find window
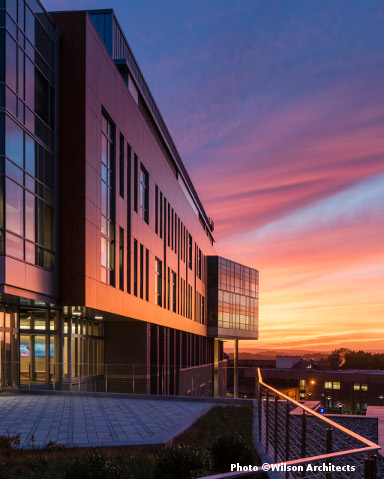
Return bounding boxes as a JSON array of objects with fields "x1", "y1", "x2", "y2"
[
  {"x1": 119, "y1": 227, "x2": 124, "y2": 291},
  {"x1": 170, "y1": 271, "x2": 176, "y2": 312},
  {"x1": 325, "y1": 381, "x2": 340, "y2": 390},
  {"x1": 155, "y1": 259, "x2": 162, "y2": 306},
  {"x1": 139, "y1": 166, "x2": 149, "y2": 223},
  {"x1": 167, "y1": 203, "x2": 170, "y2": 247},
  {"x1": 119, "y1": 134, "x2": 124, "y2": 198},
  {"x1": 126, "y1": 143, "x2": 131, "y2": 293},
  {"x1": 155, "y1": 185, "x2": 158, "y2": 234},
  {"x1": 133, "y1": 154, "x2": 138, "y2": 212},
  {"x1": 355, "y1": 383, "x2": 368, "y2": 391},
  {"x1": 133, "y1": 239, "x2": 138, "y2": 296},
  {"x1": 188, "y1": 234, "x2": 192, "y2": 269},
  {"x1": 198, "y1": 249, "x2": 202, "y2": 279},
  {"x1": 145, "y1": 249, "x2": 149, "y2": 301},
  {"x1": 159, "y1": 192, "x2": 163, "y2": 239},
  {"x1": 100, "y1": 113, "x2": 115, "y2": 286},
  {"x1": 140, "y1": 243, "x2": 144, "y2": 299},
  {"x1": 299, "y1": 380, "x2": 306, "y2": 389}
]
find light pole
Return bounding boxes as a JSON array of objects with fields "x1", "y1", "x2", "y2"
[
  {"x1": 337, "y1": 402, "x2": 344, "y2": 414},
  {"x1": 379, "y1": 395, "x2": 384, "y2": 407},
  {"x1": 326, "y1": 396, "x2": 332, "y2": 413}
]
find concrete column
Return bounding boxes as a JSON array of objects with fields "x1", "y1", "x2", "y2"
[
  {"x1": 234, "y1": 339, "x2": 238, "y2": 399},
  {"x1": 213, "y1": 338, "x2": 219, "y2": 397}
]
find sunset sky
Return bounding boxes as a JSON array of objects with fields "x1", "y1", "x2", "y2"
[{"x1": 45, "y1": 0, "x2": 384, "y2": 352}]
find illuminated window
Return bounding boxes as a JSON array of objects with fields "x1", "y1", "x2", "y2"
[
  {"x1": 361, "y1": 384, "x2": 368, "y2": 391},
  {"x1": 333, "y1": 382, "x2": 340, "y2": 390},
  {"x1": 354, "y1": 383, "x2": 360, "y2": 390},
  {"x1": 325, "y1": 381, "x2": 332, "y2": 389}
]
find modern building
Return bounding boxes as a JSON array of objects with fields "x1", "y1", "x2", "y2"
[{"x1": 0, "y1": 0, "x2": 259, "y2": 395}]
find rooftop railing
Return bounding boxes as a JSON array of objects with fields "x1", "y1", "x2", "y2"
[{"x1": 197, "y1": 368, "x2": 381, "y2": 479}]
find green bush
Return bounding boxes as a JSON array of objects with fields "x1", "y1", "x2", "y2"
[
  {"x1": 152, "y1": 443, "x2": 213, "y2": 479},
  {"x1": 211, "y1": 433, "x2": 257, "y2": 473}
]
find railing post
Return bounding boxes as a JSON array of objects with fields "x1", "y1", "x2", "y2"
[
  {"x1": 53, "y1": 365, "x2": 56, "y2": 391},
  {"x1": 301, "y1": 411, "x2": 307, "y2": 478},
  {"x1": 285, "y1": 399, "x2": 290, "y2": 463},
  {"x1": 192, "y1": 367, "x2": 194, "y2": 397},
  {"x1": 370, "y1": 455, "x2": 377, "y2": 479},
  {"x1": 274, "y1": 394, "x2": 278, "y2": 463},
  {"x1": 105, "y1": 364, "x2": 108, "y2": 393},
  {"x1": 28, "y1": 363, "x2": 31, "y2": 389},
  {"x1": 265, "y1": 388, "x2": 269, "y2": 453},
  {"x1": 79, "y1": 363, "x2": 82, "y2": 392},
  {"x1": 365, "y1": 455, "x2": 377, "y2": 479},
  {"x1": 326, "y1": 428, "x2": 332, "y2": 479},
  {"x1": 365, "y1": 456, "x2": 372, "y2": 479},
  {"x1": 132, "y1": 364, "x2": 135, "y2": 394}
]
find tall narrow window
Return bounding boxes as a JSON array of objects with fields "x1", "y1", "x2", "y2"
[
  {"x1": 155, "y1": 259, "x2": 162, "y2": 306},
  {"x1": 101, "y1": 112, "x2": 115, "y2": 286},
  {"x1": 127, "y1": 144, "x2": 132, "y2": 293},
  {"x1": 133, "y1": 239, "x2": 138, "y2": 296},
  {"x1": 155, "y1": 185, "x2": 158, "y2": 234},
  {"x1": 170, "y1": 271, "x2": 176, "y2": 313},
  {"x1": 119, "y1": 134, "x2": 124, "y2": 198},
  {"x1": 140, "y1": 243, "x2": 144, "y2": 299},
  {"x1": 167, "y1": 203, "x2": 170, "y2": 247},
  {"x1": 133, "y1": 154, "x2": 138, "y2": 212},
  {"x1": 188, "y1": 234, "x2": 192, "y2": 270},
  {"x1": 139, "y1": 166, "x2": 149, "y2": 223},
  {"x1": 171, "y1": 209, "x2": 174, "y2": 250},
  {"x1": 198, "y1": 249, "x2": 202, "y2": 279},
  {"x1": 159, "y1": 192, "x2": 163, "y2": 239},
  {"x1": 145, "y1": 248, "x2": 149, "y2": 301},
  {"x1": 119, "y1": 227, "x2": 124, "y2": 290}
]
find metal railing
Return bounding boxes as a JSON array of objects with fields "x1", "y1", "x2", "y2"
[
  {"x1": 198, "y1": 369, "x2": 381, "y2": 479},
  {"x1": 3, "y1": 361, "x2": 228, "y2": 397}
]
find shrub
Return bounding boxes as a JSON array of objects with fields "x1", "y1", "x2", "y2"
[
  {"x1": 152, "y1": 443, "x2": 213, "y2": 479},
  {"x1": 0, "y1": 433, "x2": 21, "y2": 451},
  {"x1": 62, "y1": 451, "x2": 126, "y2": 479},
  {"x1": 210, "y1": 433, "x2": 257, "y2": 473}
]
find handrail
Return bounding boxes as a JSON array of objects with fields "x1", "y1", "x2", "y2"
[{"x1": 258, "y1": 368, "x2": 379, "y2": 450}]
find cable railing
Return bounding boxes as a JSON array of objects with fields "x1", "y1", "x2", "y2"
[{"x1": 197, "y1": 369, "x2": 381, "y2": 479}]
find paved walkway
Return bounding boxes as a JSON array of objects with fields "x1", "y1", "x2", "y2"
[{"x1": 0, "y1": 393, "x2": 215, "y2": 448}]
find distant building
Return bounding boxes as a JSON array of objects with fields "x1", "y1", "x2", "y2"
[
  {"x1": 232, "y1": 356, "x2": 384, "y2": 411},
  {"x1": 0, "y1": 0, "x2": 259, "y2": 394}
]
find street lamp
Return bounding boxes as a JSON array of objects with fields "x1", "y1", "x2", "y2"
[
  {"x1": 326, "y1": 396, "x2": 332, "y2": 413},
  {"x1": 337, "y1": 402, "x2": 344, "y2": 414},
  {"x1": 308, "y1": 392, "x2": 312, "y2": 400},
  {"x1": 379, "y1": 395, "x2": 384, "y2": 406}
]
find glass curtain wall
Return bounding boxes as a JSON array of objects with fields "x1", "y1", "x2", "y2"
[{"x1": 1, "y1": 0, "x2": 57, "y2": 270}]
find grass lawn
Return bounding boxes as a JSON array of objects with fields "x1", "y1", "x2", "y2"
[{"x1": 0, "y1": 405, "x2": 264, "y2": 478}]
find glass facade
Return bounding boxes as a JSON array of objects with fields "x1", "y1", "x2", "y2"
[
  {"x1": 207, "y1": 256, "x2": 259, "y2": 339},
  {"x1": 1, "y1": 0, "x2": 57, "y2": 270}
]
